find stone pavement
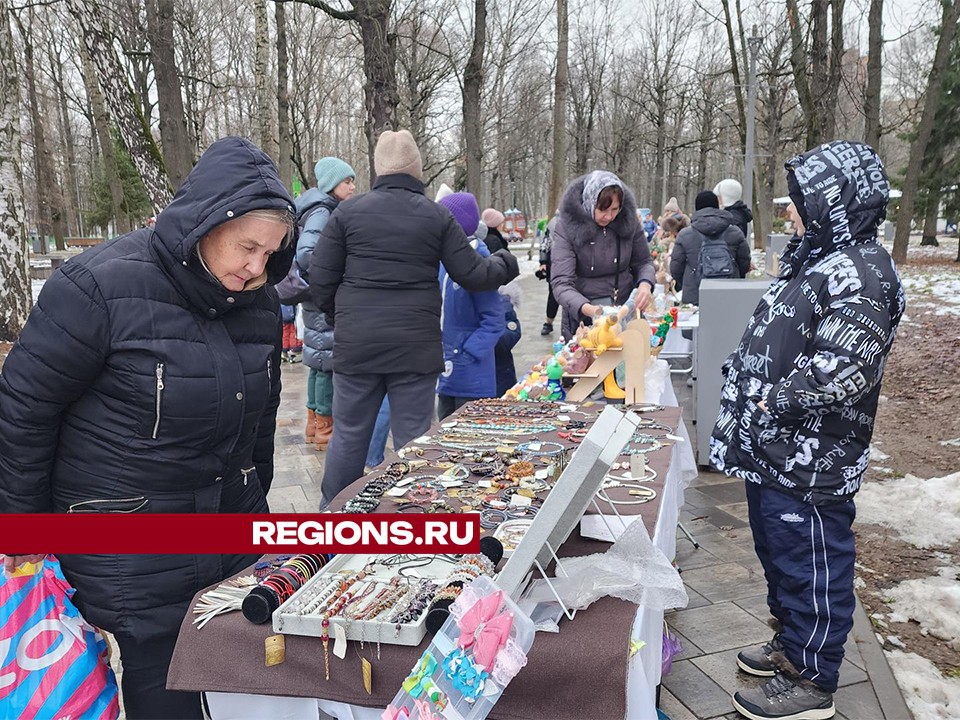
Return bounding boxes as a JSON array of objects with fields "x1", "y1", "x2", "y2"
[{"x1": 269, "y1": 258, "x2": 910, "y2": 719}]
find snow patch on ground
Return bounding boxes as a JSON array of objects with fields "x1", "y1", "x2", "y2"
[
  {"x1": 886, "y1": 650, "x2": 960, "y2": 720},
  {"x1": 901, "y1": 271, "x2": 960, "y2": 317},
  {"x1": 857, "y1": 472, "x2": 960, "y2": 548},
  {"x1": 31, "y1": 279, "x2": 45, "y2": 304},
  {"x1": 886, "y1": 567, "x2": 960, "y2": 650}
]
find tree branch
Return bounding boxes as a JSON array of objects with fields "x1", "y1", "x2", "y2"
[{"x1": 276, "y1": 0, "x2": 356, "y2": 22}]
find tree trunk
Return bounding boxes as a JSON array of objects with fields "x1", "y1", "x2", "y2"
[
  {"x1": 0, "y1": 0, "x2": 30, "y2": 340},
  {"x1": 80, "y1": 44, "x2": 129, "y2": 235},
  {"x1": 720, "y1": 0, "x2": 746, "y2": 146},
  {"x1": 462, "y1": 0, "x2": 485, "y2": 197},
  {"x1": 254, "y1": 0, "x2": 274, "y2": 159},
  {"x1": 547, "y1": 0, "x2": 569, "y2": 218},
  {"x1": 145, "y1": 0, "x2": 193, "y2": 190},
  {"x1": 18, "y1": 13, "x2": 67, "y2": 251},
  {"x1": 356, "y1": 0, "x2": 398, "y2": 184},
  {"x1": 67, "y1": 0, "x2": 172, "y2": 213},
  {"x1": 893, "y1": 0, "x2": 960, "y2": 265},
  {"x1": 51, "y1": 56, "x2": 80, "y2": 237},
  {"x1": 276, "y1": 1, "x2": 292, "y2": 190},
  {"x1": 920, "y1": 186, "x2": 940, "y2": 246},
  {"x1": 864, "y1": 0, "x2": 882, "y2": 148},
  {"x1": 785, "y1": 0, "x2": 816, "y2": 143}
]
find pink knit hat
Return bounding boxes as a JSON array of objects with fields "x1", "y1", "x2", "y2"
[{"x1": 481, "y1": 208, "x2": 505, "y2": 229}]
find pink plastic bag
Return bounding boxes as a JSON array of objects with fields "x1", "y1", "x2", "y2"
[{"x1": 0, "y1": 555, "x2": 120, "y2": 719}]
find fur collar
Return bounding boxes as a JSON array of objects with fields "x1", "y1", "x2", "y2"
[{"x1": 559, "y1": 174, "x2": 640, "y2": 246}]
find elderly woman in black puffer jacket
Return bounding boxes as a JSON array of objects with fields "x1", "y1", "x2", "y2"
[{"x1": 0, "y1": 137, "x2": 295, "y2": 719}]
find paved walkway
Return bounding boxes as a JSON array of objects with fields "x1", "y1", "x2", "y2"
[{"x1": 269, "y1": 263, "x2": 910, "y2": 719}]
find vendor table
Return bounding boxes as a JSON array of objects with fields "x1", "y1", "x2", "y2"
[{"x1": 168, "y1": 366, "x2": 696, "y2": 720}]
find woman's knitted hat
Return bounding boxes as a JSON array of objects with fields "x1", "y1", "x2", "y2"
[{"x1": 314, "y1": 157, "x2": 355, "y2": 194}]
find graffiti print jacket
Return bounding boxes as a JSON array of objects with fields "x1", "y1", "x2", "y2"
[{"x1": 709, "y1": 141, "x2": 905, "y2": 504}]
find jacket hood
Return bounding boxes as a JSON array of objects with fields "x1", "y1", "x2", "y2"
[
  {"x1": 559, "y1": 173, "x2": 640, "y2": 246},
  {"x1": 690, "y1": 207, "x2": 734, "y2": 237},
  {"x1": 295, "y1": 186, "x2": 337, "y2": 214},
  {"x1": 784, "y1": 140, "x2": 889, "y2": 264},
  {"x1": 154, "y1": 136, "x2": 297, "y2": 286},
  {"x1": 727, "y1": 200, "x2": 752, "y2": 222}
]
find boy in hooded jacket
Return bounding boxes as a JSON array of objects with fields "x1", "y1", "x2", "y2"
[{"x1": 711, "y1": 141, "x2": 904, "y2": 720}]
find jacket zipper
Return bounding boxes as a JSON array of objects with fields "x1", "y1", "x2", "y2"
[
  {"x1": 241, "y1": 466, "x2": 256, "y2": 486},
  {"x1": 152, "y1": 363, "x2": 165, "y2": 439}
]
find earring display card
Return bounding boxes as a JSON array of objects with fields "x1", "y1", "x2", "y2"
[
  {"x1": 386, "y1": 576, "x2": 534, "y2": 720},
  {"x1": 273, "y1": 553, "x2": 464, "y2": 647}
]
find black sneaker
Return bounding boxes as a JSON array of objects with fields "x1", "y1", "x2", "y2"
[
  {"x1": 733, "y1": 674, "x2": 835, "y2": 720},
  {"x1": 540, "y1": 322, "x2": 553, "y2": 336},
  {"x1": 737, "y1": 634, "x2": 784, "y2": 677}
]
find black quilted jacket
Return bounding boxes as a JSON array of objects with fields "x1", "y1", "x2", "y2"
[
  {"x1": 709, "y1": 141, "x2": 905, "y2": 505},
  {"x1": 0, "y1": 136, "x2": 296, "y2": 641}
]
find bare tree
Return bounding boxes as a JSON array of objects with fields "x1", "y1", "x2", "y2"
[
  {"x1": 79, "y1": 42, "x2": 130, "y2": 234},
  {"x1": 864, "y1": 0, "x2": 882, "y2": 148},
  {"x1": 67, "y1": 0, "x2": 172, "y2": 211},
  {"x1": 785, "y1": 0, "x2": 846, "y2": 145},
  {"x1": 0, "y1": 0, "x2": 29, "y2": 340},
  {"x1": 146, "y1": 0, "x2": 194, "y2": 189},
  {"x1": 548, "y1": 0, "x2": 568, "y2": 215},
  {"x1": 15, "y1": 11, "x2": 67, "y2": 250},
  {"x1": 462, "y1": 0, "x2": 485, "y2": 195},
  {"x1": 893, "y1": 0, "x2": 960, "y2": 264},
  {"x1": 276, "y1": 0, "x2": 292, "y2": 188},
  {"x1": 255, "y1": 0, "x2": 275, "y2": 158},
  {"x1": 285, "y1": 0, "x2": 399, "y2": 183}
]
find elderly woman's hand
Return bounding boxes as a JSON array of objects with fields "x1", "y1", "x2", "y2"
[
  {"x1": 635, "y1": 283, "x2": 653, "y2": 312},
  {"x1": 3, "y1": 554, "x2": 45, "y2": 574}
]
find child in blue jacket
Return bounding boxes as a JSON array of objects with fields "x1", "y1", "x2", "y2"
[{"x1": 436, "y1": 192, "x2": 506, "y2": 420}]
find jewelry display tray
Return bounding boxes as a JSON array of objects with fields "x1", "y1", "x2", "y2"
[
  {"x1": 273, "y1": 406, "x2": 644, "y2": 645},
  {"x1": 273, "y1": 553, "x2": 460, "y2": 647}
]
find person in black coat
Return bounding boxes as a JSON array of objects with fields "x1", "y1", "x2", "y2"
[
  {"x1": 670, "y1": 190, "x2": 751, "y2": 305},
  {"x1": 481, "y1": 208, "x2": 510, "y2": 254},
  {"x1": 714, "y1": 178, "x2": 754, "y2": 239},
  {"x1": 0, "y1": 137, "x2": 295, "y2": 719},
  {"x1": 309, "y1": 130, "x2": 519, "y2": 504}
]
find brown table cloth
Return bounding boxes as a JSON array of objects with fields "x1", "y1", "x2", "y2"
[{"x1": 168, "y1": 401, "x2": 682, "y2": 719}]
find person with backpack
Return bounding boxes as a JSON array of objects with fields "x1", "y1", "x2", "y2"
[
  {"x1": 670, "y1": 190, "x2": 751, "y2": 305},
  {"x1": 295, "y1": 156, "x2": 356, "y2": 449}
]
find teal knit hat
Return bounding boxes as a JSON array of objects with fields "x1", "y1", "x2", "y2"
[{"x1": 314, "y1": 157, "x2": 355, "y2": 194}]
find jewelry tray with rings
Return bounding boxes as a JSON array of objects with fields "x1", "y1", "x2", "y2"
[{"x1": 273, "y1": 553, "x2": 464, "y2": 646}]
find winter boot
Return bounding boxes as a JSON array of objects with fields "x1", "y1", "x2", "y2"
[
  {"x1": 737, "y1": 633, "x2": 784, "y2": 677},
  {"x1": 602, "y1": 371, "x2": 625, "y2": 400},
  {"x1": 732, "y1": 673, "x2": 834, "y2": 720},
  {"x1": 540, "y1": 322, "x2": 554, "y2": 336},
  {"x1": 305, "y1": 409, "x2": 316, "y2": 441},
  {"x1": 314, "y1": 416, "x2": 334, "y2": 451}
]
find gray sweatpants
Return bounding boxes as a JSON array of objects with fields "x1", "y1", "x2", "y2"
[{"x1": 321, "y1": 371, "x2": 438, "y2": 505}]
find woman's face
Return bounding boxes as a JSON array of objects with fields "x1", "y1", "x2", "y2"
[
  {"x1": 198, "y1": 214, "x2": 287, "y2": 292},
  {"x1": 332, "y1": 177, "x2": 356, "y2": 202},
  {"x1": 594, "y1": 198, "x2": 622, "y2": 227}
]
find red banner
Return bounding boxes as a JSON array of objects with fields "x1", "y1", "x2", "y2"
[{"x1": 0, "y1": 514, "x2": 479, "y2": 555}]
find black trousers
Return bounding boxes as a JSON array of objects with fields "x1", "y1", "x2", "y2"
[
  {"x1": 545, "y1": 265, "x2": 559, "y2": 320},
  {"x1": 437, "y1": 394, "x2": 472, "y2": 421},
  {"x1": 114, "y1": 631, "x2": 203, "y2": 719}
]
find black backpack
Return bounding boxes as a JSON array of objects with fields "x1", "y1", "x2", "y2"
[{"x1": 698, "y1": 232, "x2": 738, "y2": 279}]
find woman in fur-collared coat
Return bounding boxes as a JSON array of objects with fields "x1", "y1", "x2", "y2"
[{"x1": 549, "y1": 171, "x2": 656, "y2": 339}]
